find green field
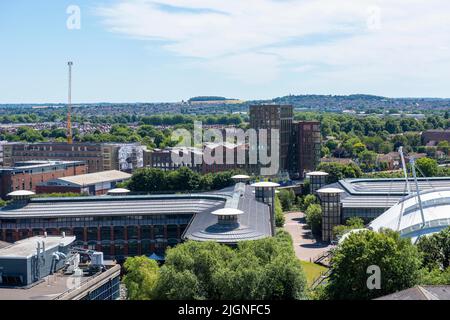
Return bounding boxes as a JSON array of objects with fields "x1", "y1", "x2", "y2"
[{"x1": 300, "y1": 260, "x2": 328, "y2": 286}]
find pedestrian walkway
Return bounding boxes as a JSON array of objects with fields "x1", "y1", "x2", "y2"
[{"x1": 283, "y1": 211, "x2": 332, "y2": 262}]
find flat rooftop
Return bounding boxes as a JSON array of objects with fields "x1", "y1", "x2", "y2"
[
  {"x1": 0, "y1": 160, "x2": 84, "y2": 172},
  {"x1": 50, "y1": 170, "x2": 131, "y2": 187},
  {"x1": 323, "y1": 177, "x2": 450, "y2": 209},
  {"x1": 0, "y1": 184, "x2": 272, "y2": 244},
  {"x1": 0, "y1": 264, "x2": 120, "y2": 300},
  {"x1": 0, "y1": 235, "x2": 75, "y2": 259}
]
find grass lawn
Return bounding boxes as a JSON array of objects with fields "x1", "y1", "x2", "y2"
[{"x1": 300, "y1": 260, "x2": 328, "y2": 286}]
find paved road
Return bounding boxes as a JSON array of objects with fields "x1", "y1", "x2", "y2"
[{"x1": 283, "y1": 211, "x2": 332, "y2": 262}]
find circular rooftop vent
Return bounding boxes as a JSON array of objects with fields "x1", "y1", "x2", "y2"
[
  {"x1": 306, "y1": 171, "x2": 329, "y2": 176},
  {"x1": 211, "y1": 208, "x2": 244, "y2": 216},
  {"x1": 232, "y1": 174, "x2": 251, "y2": 179},
  {"x1": 251, "y1": 182, "x2": 280, "y2": 188},
  {"x1": 7, "y1": 190, "x2": 35, "y2": 197},
  {"x1": 7, "y1": 190, "x2": 35, "y2": 202},
  {"x1": 316, "y1": 187, "x2": 345, "y2": 194},
  {"x1": 107, "y1": 188, "x2": 131, "y2": 196}
]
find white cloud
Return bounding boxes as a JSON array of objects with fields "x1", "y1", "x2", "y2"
[{"x1": 96, "y1": 0, "x2": 450, "y2": 91}]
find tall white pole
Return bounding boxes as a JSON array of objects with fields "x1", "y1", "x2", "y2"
[
  {"x1": 410, "y1": 158, "x2": 425, "y2": 228},
  {"x1": 399, "y1": 147, "x2": 411, "y2": 194}
]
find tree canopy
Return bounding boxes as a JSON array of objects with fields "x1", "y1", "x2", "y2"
[
  {"x1": 324, "y1": 229, "x2": 422, "y2": 300},
  {"x1": 123, "y1": 231, "x2": 308, "y2": 300},
  {"x1": 125, "y1": 167, "x2": 237, "y2": 193}
]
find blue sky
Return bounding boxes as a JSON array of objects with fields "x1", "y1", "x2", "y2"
[{"x1": 0, "y1": 0, "x2": 449, "y2": 103}]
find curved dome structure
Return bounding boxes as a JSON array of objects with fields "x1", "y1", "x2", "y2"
[{"x1": 369, "y1": 188, "x2": 450, "y2": 242}]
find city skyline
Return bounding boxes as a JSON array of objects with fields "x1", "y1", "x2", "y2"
[{"x1": 1, "y1": 0, "x2": 450, "y2": 104}]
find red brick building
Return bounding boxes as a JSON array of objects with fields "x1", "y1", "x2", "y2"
[{"x1": 0, "y1": 160, "x2": 86, "y2": 199}]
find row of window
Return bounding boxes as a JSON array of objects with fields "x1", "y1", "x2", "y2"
[{"x1": 0, "y1": 224, "x2": 188, "y2": 243}]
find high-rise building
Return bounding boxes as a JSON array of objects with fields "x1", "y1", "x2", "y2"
[
  {"x1": 249, "y1": 104, "x2": 293, "y2": 175},
  {"x1": 292, "y1": 121, "x2": 322, "y2": 178},
  {"x1": 249, "y1": 105, "x2": 321, "y2": 177}
]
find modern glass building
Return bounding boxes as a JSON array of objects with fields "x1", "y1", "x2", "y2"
[
  {"x1": 0, "y1": 183, "x2": 272, "y2": 261},
  {"x1": 317, "y1": 177, "x2": 450, "y2": 241}
]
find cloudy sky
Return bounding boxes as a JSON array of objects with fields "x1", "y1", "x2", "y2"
[{"x1": 0, "y1": 0, "x2": 449, "y2": 103}]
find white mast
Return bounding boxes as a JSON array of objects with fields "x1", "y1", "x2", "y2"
[
  {"x1": 398, "y1": 146, "x2": 411, "y2": 194},
  {"x1": 410, "y1": 157, "x2": 426, "y2": 228}
]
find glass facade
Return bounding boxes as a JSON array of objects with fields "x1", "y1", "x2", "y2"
[
  {"x1": 0, "y1": 213, "x2": 192, "y2": 260},
  {"x1": 309, "y1": 174, "x2": 328, "y2": 194},
  {"x1": 319, "y1": 192, "x2": 342, "y2": 242},
  {"x1": 80, "y1": 275, "x2": 120, "y2": 300}
]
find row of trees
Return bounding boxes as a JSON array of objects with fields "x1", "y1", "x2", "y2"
[
  {"x1": 123, "y1": 231, "x2": 308, "y2": 300},
  {"x1": 0, "y1": 111, "x2": 245, "y2": 126},
  {"x1": 294, "y1": 112, "x2": 449, "y2": 137},
  {"x1": 123, "y1": 167, "x2": 238, "y2": 193}
]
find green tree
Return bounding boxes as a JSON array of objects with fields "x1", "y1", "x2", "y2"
[
  {"x1": 415, "y1": 157, "x2": 439, "y2": 177},
  {"x1": 301, "y1": 194, "x2": 318, "y2": 211},
  {"x1": 123, "y1": 256, "x2": 159, "y2": 300},
  {"x1": 127, "y1": 168, "x2": 167, "y2": 192},
  {"x1": 151, "y1": 232, "x2": 307, "y2": 300},
  {"x1": 274, "y1": 195, "x2": 285, "y2": 227},
  {"x1": 333, "y1": 217, "x2": 365, "y2": 238},
  {"x1": 325, "y1": 229, "x2": 422, "y2": 300},
  {"x1": 437, "y1": 140, "x2": 449, "y2": 155},
  {"x1": 305, "y1": 204, "x2": 322, "y2": 235},
  {"x1": 417, "y1": 227, "x2": 450, "y2": 270},
  {"x1": 358, "y1": 150, "x2": 378, "y2": 171},
  {"x1": 278, "y1": 189, "x2": 296, "y2": 211},
  {"x1": 317, "y1": 162, "x2": 362, "y2": 183}
]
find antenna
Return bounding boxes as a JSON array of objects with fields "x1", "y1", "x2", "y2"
[{"x1": 67, "y1": 61, "x2": 73, "y2": 144}]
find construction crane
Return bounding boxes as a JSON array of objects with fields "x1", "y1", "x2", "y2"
[{"x1": 67, "y1": 61, "x2": 73, "y2": 144}]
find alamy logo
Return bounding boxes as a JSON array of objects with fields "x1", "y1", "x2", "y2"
[
  {"x1": 170, "y1": 121, "x2": 280, "y2": 175},
  {"x1": 366, "y1": 265, "x2": 381, "y2": 290},
  {"x1": 66, "y1": 5, "x2": 81, "y2": 30},
  {"x1": 366, "y1": 6, "x2": 382, "y2": 31}
]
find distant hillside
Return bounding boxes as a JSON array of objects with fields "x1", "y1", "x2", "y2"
[
  {"x1": 189, "y1": 96, "x2": 229, "y2": 102},
  {"x1": 1, "y1": 94, "x2": 449, "y2": 116},
  {"x1": 265, "y1": 94, "x2": 450, "y2": 111}
]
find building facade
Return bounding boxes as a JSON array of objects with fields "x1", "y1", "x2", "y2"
[
  {"x1": 249, "y1": 105, "x2": 322, "y2": 177},
  {"x1": 317, "y1": 177, "x2": 450, "y2": 242},
  {"x1": 0, "y1": 160, "x2": 87, "y2": 199},
  {"x1": 293, "y1": 121, "x2": 321, "y2": 178},
  {"x1": 145, "y1": 143, "x2": 248, "y2": 174},
  {"x1": 36, "y1": 170, "x2": 132, "y2": 195},
  {"x1": 2, "y1": 142, "x2": 144, "y2": 174},
  {"x1": 249, "y1": 104, "x2": 293, "y2": 175},
  {"x1": 0, "y1": 183, "x2": 272, "y2": 261},
  {"x1": 422, "y1": 129, "x2": 450, "y2": 146},
  {"x1": 0, "y1": 235, "x2": 121, "y2": 300}
]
